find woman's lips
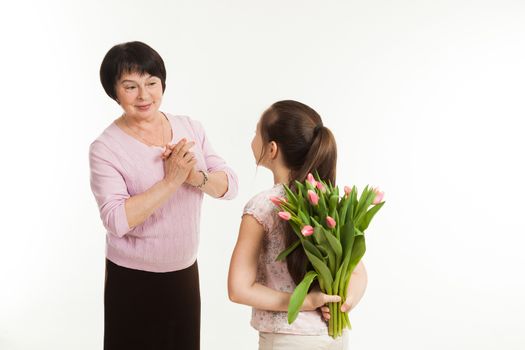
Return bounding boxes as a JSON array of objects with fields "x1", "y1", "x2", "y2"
[{"x1": 136, "y1": 103, "x2": 152, "y2": 111}]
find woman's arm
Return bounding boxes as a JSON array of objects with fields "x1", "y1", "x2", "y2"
[
  {"x1": 186, "y1": 169, "x2": 229, "y2": 198},
  {"x1": 124, "y1": 179, "x2": 183, "y2": 229},
  {"x1": 125, "y1": 139, "x2": 197, "y2": 229},
  {"x1": 228, "y1": 215, "x2": 340, "y2": 312}
]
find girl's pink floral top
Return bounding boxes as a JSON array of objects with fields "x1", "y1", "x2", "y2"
[{"x1": 242, "y1": 184, "x2": 328, "y2": 335}]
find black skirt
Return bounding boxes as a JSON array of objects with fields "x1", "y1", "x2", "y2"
[{"x1": 104, "y1": 259, "x2": 201, "y2": 350}]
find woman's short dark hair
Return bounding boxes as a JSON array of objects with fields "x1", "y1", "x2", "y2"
[{"x1": 100, "y1": 41, "x2": 167, "y2": 102}]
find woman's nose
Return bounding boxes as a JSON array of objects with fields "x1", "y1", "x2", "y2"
[{"x1": 137, "y1": 86, "x2": 149, "y2": 100}]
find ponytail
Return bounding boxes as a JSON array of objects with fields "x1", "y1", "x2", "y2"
[{"x1": 292, "y1": 125, "x2": 337, "y2": 188}]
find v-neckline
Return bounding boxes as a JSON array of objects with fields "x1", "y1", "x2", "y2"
[{"x1": 113, "y1": 111, "x2": 174, "y2": 150}]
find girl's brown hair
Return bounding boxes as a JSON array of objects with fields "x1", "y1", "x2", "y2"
[{"x1": 258, "y1": 100, "x2": 337, "y2": 285}]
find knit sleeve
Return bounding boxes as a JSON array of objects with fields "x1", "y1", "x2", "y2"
[{"x1": 89, "y1": 140, "x2": 131, "y2": 238}]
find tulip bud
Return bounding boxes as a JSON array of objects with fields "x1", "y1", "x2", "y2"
[
  {"x1": 344, "y1": 186, "x2": 352, "y2": 197},
  {"x1": 373, "y1": 188, "x2": 384, "y2": 205},
  {"x1": 301, "y1": 225, "x2": 314, "y2": 236},
  {"x1": 316, "y1": 181, "x2": 326, "y2": 193},
  {"x1": 306, "y1": 173, "x2": 317, "y2": 187},
  {"x1": 326, "y1": 216, "x2": 336, "y2": 229},
  {"x1": 278, "y1": 211, "x2": 292, "y2": 221},
  {"x1": 270, "y1": 196, "x2": 285, "y2": 207},
  {"x1": 307, "y1": 190, "x2": 319, "y2": 205}
]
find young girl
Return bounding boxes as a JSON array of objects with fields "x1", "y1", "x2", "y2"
[{"x1": 228, "y1": 100, "x2": 368, "y2": 350}]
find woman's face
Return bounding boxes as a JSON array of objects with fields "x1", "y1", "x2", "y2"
[{"x1": 115, "y1": 71, "x2": 163, "y2": 120}]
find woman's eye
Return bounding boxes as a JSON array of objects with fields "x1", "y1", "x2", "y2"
[
  {"x1": 125, "y1": 86, "x2": 136, "y2": 90},
  {"x1": 148, "y1": 82, "x2": 157, "y2": 86}
]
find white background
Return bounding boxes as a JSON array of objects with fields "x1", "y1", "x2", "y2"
[{"x1": 1, "y1": 1, "x2": 524, "y2": 349}]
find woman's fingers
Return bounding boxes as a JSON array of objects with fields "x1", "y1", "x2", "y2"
[
  {"x1": 178, "y1": 141, "x2": 195, "y2": 157},
  {"x1": 163, "y1": 140, "x2": 195, "y2": 163},
  {"x1": 182, "y1": 152, "x2": 195, "y2": 164},
  {"x1": 171, "y1": 139, "x2": 186, "y2": 154},
  {"x1": 161, "y1": 145, "x2": 173, "y2": 159}
]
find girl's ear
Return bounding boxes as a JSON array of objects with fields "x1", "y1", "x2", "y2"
[{"x1": 269, "y1": 141, "x2": 279, "y2": 160}]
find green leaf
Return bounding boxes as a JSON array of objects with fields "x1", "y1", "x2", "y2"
[
  {"x1": 303, "y1": 240, "x2": 324, "y2": 261},
  {"x1": 288, "y1": 271, "x2": 318, "y2": 324},
  {"x1": 322, "y1": 242, "x2": 336, "y2": 277},
  {"x1": 288, "y1": 220, "x2": 305, "y2": 240},
  {"x1": 329, "y1": 194, "x2": 339, "y2": 217},
  {"x1": 295, "y1": 181, "x2": 307, "y2": 202},
  {"x1": 318, "y1": 192, "x2": 328, "y2": 216},
  {"x1": 304, "y1": 249, "x2": 334, "y2": 294},
  {"x1": 283, "y1": 184, "x2": 298, "y2": 205},
  {"x1": 350, "y1": 186, "x2": 358, "y2": 218},
  {"x1": 323, "y1": 227, "x2": 343, "y2": 262},
  {"x1": 333, "y1": 250, "x2": 351, "y2": 295},
  {"x1": 276, "y1": 239, "x2": 301, "y2": 261},
  {"x1": 358, "y1": 201, "x2": 385, "y2": 232},
  {"x1": 338, "y1": 235, "x2": 366, "y2": 295},
  {"x1": 345, "y1": 235, "x2": 366, "y2": 288},
  {"x1": 355, "y1": 187, "x2": 376, "y2": 224},
  {"x1": 339, "y1": 195, "x2": 350, "y2": 225},
  {"x1": 298, "y1": 209, "x2": 310, "y2": 225},
  {"x1": 312, "y1": 224, "x2": 323, "y2": 245},
  {"x1": 354, "y1": 186, "x2": 370, "y2": 218},
  {"x1": 311, "y1": 220, "x2": 337, "y2": 274},
  {"x1": 334, "y1": 210, "x2": 341, "y2": 240},
  {"x1": 340, "y1": 223, "x2": 355, "y2": 258},
  {"x1": 350, "y1": 236, "x2": 366, "y2": 269}
]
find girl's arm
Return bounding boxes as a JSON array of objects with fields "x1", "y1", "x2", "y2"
[
  {"x1": 341, "y1": 261, "x2": 368, "y2": 312},
  {"x1": 320, "y1": 261, "x2": 368, "y2": 319},
  {"x1": 228, "y1": 214, "x2": 340, "y2": 312}
]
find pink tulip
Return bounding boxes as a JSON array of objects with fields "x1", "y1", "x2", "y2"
[
  {"x1": 301, "y1": 225, "x2": 314, "y2": 236},
  {"x1": 307, "y1": 190, "x2": 319, "y2": 205},
  {"x1": 373, "y1": 188, "x2": 384, "y2": 205},
  {"x1": 278, "y1": 211, "x2": 292, "y2": 221},
  {"x1": 326, "y1": 216, "x2": 336, "y2": 228},
  {"x1": 270, "y1": 196, "x2": 285, "y2": 207},
  {"x1": 306, "y1": 173, "x2": 317, "y2": 186},
  {"x1": 344, "y1": 186, "x2": 352, "y2": 197},
  {"x1": 316, "y1": 181, "x2": 326, "y2": 193}
]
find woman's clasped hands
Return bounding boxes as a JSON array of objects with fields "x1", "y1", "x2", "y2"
[{"x1": 161, "y1": 138, "x2": 198, "y2": 187}]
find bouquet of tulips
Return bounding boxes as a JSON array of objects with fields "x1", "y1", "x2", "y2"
[{"x1": 271, "y1": 173, "x2": 385, "y2": 338}]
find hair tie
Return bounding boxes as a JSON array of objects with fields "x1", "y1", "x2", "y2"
[{"x1": 313, "y1": 124, "x2": 323, "y2": 137}]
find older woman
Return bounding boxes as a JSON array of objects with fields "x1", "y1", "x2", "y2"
[{"x1": 89, "y1": 41, "x2": 238, "y2": 350}]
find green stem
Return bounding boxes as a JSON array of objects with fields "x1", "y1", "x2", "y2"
[
  {"x1": 329, "y1": 303, "x2": 334, "y2": 337},
  {"x1": 336, "y1": 302, "x2": 341, "y2": 337},
  {"x1": 334, "y1": 305, "x2": 338, "y2": 337}
]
